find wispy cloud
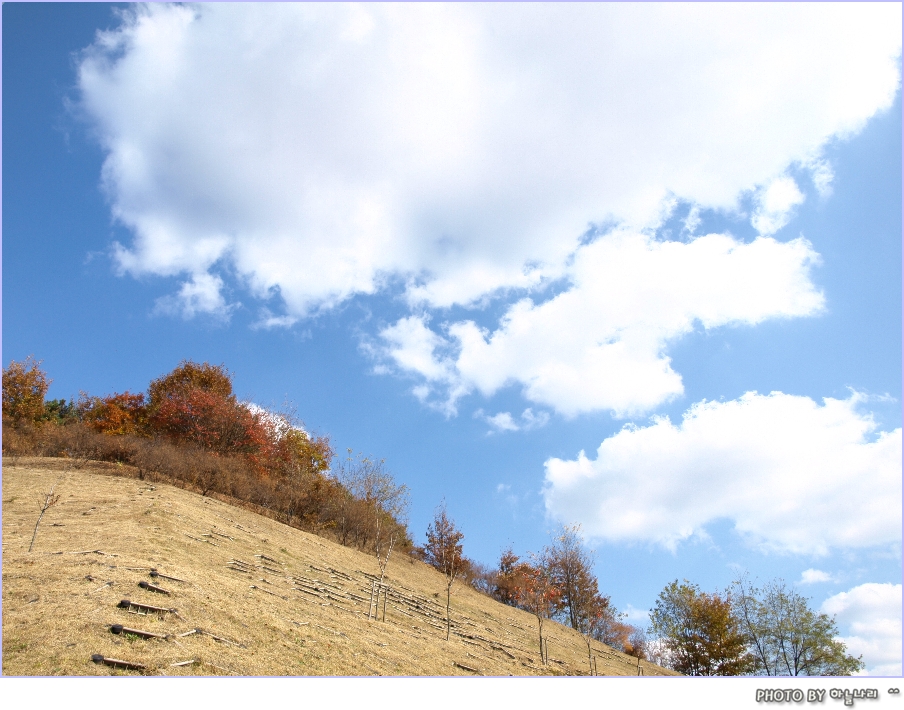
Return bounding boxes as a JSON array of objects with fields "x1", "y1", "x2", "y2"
[
  {"x1": 152, "y1": 272, "x2": 236, "y2": 321},
  {"x1": 476, "y1": 408, "x2": 551, "y2": 434},
  {"x1": 798, "y1": 569, "x2": 835, "y2": 585}
]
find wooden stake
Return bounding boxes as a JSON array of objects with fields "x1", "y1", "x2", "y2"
[
  {"x1": 118, "y1": 599, "x2": 179, "y2": 617},
  {"x1": 138, "y1": 580, "x2": 171, "y2": 595},
  {"x1": 91, "y1": 654, "x2": 146, "y2": 671},
  {"x1": 150, "y1": 569, "x2": 187, "y2": 583},
  {"x1": 453, "y1": 661, "x2": 481, "y2": 675},
  {"x1": 110, "y1": 624, "x2": 168, "y2": 640}
]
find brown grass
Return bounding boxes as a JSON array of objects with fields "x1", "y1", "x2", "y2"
[{"x1": 2, "y1": 458, "x2": 678, "y2": 677}]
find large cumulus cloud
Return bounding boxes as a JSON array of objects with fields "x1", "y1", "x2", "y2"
[
  {"x1": 543, "y1": 392, "x2": 902, "y2": 554},
  {"x1": 78, "y1": 3, "x2": 901, "y2": 317}
]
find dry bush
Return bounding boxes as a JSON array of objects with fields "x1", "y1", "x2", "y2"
[
  {"x1": 2, "y1": 422, "x2": 40, "y2": 463},
  {"x1": 33, "y1": 422, "x2": 137, "y2": 467}
]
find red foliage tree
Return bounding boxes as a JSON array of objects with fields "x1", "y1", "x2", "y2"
[{"x1": 149, "y1": 387, "x2": 269, "y2": 457}]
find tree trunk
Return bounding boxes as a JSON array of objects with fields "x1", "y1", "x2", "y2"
[
  {"x1": 445, "y1": 583, "x2": 452, "y2": 641},
  {"x1": 536, "y1": 616, "x2": 545, "y2": 664}
]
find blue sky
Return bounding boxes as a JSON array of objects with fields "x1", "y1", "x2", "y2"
[{"x1": 3, "y1": 3, "x2": 901, "y2": 675}]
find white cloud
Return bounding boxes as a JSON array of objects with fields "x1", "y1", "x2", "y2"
[
  {"x1": 251, "y1": 309, "x2": 299, "y2": 331},
  {"x1": 622, "y1": 604, "x2": 651, "y2": 625},
  {"x1": 751, "y1": 176, "x2": 806, "y2": 236},
  {"x1": 822, "y1": 583, "x2": 902, "y2": 676},
  {"x1": 382, "y1": 230, "x2": 824, "y2": 416},
  {"x1": 483, "y1": 411, "x2": 519, "y2": 433},
  {"x1": 77, "y1": 3, "x2": 902, "y2": 319},
  {"x1": 542, "y1": 392, "x2": 902, "y2": 554},
  {"x1": 242, "y1": 402, "x2": 307, "y2": 439},
  {"x1": 477, "y1": 407, "x2": 551, "y2": 434},
  {"x1": 682, "y1": 206, "x2": 702, "y2": 237},
  {"x1": 799, "y1": 569, "x2": 835, "y2": 585},
  {"x1": 521, "y1": 409, "x2": 550, "y2": 430},
  {"x1": 379, "y1": 315, "x2": 454, "y2": 384},
  {"x1": 152, "y1": 272, "x2": 234, "y2": 321},
  {"x1": 806, "y1": 158, "x2": 835, "y2": 198}
]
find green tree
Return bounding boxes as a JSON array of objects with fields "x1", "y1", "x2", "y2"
[
  {"x1": 650, "y1": 579, "x2": 755, "y2": 676},
  {"x1": 731, "y1": 576, "x2": 864, "y2": 676}
]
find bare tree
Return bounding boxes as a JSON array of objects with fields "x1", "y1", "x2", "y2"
[
  {"x1": 29, "y1": 482, "x2": 60, "y2": 552},
  {"x1": 335, "y1": 452, "x2": 410, "y2": 554},
  {"x1": 731, "y1": 575, "x2": 864, "y2": 676},
  {"x1": 424, "y1": 502, "x2": 464, "y2": 641},
  {"x1": 544, "y1": 524, "x2": 598, "y2": 631}
]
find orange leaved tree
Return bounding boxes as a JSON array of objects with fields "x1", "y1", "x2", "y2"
[
  {"x1": 2, "y1": 356, "x2": 50, "y2": 425},
  {"x1": 80, "y1": 392, "x2": 147, "y2": 436},
  {"x1": 651, "y1": 580, "x2": 755, "y2": 676},
  {"x1": 424, "y1": 502, "x2": 465, "y2": 641},
  {"x1": 515, "y1": 556, "x2": 561, "y2": 665}
]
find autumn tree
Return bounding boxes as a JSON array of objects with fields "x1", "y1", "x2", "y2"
[
  {"x1": 731, "y1": 576, "x2": 864, "y2": 676},
  {"x1": 493, "y1": 546, "x2": 532, "y2": 606},
  {"x1": 3, "y1": 356, "x2": 50, "y2": 425},
  {"x1": 424, "y1": 502, "x2": 465, "y2": 641},
  {"x1": 544, "y1": 524, "x2": 599, "y2": 632},
  {"x1": 147, "y1": 360, "x2": 234, "y2": 408},
  {"x1": 79, "y1": 391, "x2": 147, "y2": 435},
  {"x1": 650, "y1": 580, "x2": 755, "y2": 676},
  {"x1": 275, "y1": 427, "x2": 332, "y2": 479},
  {"x1": 144, "y1": 361, "x2": 272, "y2": 462},
  {"x1": 515, "y1": 555, "x2": 560, "y2": 664}
]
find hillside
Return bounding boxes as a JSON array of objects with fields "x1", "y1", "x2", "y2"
[{"x1": 2, "y1": 459, "x2": 677, "y2": 677}]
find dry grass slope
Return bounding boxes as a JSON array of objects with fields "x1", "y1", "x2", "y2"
[{"x1": 2, "y1": 459, "x2": 678, "y2": 677}]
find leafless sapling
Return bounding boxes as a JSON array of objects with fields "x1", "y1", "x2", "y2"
[{"x1": 29, "y1": 482, "x2": 60, "y2": 552}]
